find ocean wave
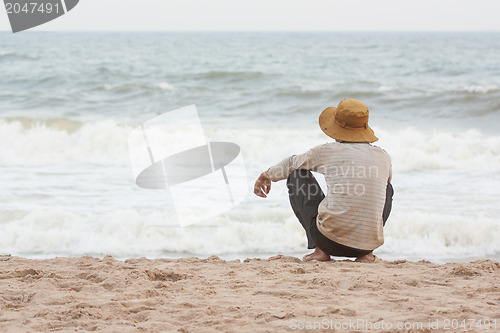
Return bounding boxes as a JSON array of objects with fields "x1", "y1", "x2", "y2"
[
  {"x1": 196, "y1": 70, "x2": 274, "y2": 81},
  {"x1": 459, "y1": 85, "x2": 499, "y2": 94},
  {"x1": 0, "y1": 51, "x2": 39, "y2": 61},
  {"x1": 1, "y1": 207, "x2": 498, "y2": 259},
  {"x1": 91, "y1": 82, "x2": 175, "y2": 94},
  {"x1": 383, "y1": 211, "x2": 500, "y2": 258},
  {"x1": 1, "y1": 118, "x2": 500, "y2": 172},
  {"x1": 158, "y1": 82, "x2": 175, "y2": 91},
  {"x1": 0, "y1": 50, "x2": 15, "y2": 58},
  {"x1": 268, "y1": 85, "x2": 386, "y2": 100},
  {"x1": 1, "y1": 117, "x2": 83, "y2": 132},
  {"x1": 0, "y1": 118, "x2": 132, "y2": 166},
  {"x1": 0, "y1": 208, "x2": 306, "y2": 258},
  {"x1": 378, "y1": 84, "x2": 500, "y2": 95},
  {"x1": 376, "y1": 127, "x2": 500, "y2": 172},
  {"x1": 273, "y1": 86, "x2": 326, "y2": 98}
]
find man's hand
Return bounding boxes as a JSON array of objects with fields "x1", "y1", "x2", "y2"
[{"x1": 254, "y1": 172, "x2": 272, "y2": 198}]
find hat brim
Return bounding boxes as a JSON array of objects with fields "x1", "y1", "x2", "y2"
[{"x1": 319, "y1": 107, "x2": 378, "y2": 143}]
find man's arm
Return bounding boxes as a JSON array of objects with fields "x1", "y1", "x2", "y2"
[{"x1": 254, "y1": 145, "x2": 324, "y2": 198}]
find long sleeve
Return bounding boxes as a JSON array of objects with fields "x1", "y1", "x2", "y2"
[{"x1": 265, "y1": 144, "x2": 324, "y2": 182}]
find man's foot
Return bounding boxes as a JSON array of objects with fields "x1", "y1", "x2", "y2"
[
  {"x1": 355, "y1": 253, "x2": 380, "y2": 263},
  {"x1": 302, "y1": 248, "x2": 331, "y2": 262}
]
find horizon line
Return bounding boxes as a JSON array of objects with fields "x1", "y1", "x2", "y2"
[{"x1": 2, "y1": 29, "x2": 500, "y2": 33}]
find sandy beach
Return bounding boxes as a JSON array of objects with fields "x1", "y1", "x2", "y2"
[
  {"x1": 3, "y1": 32, "x2": 500, "y2": 333},
  {"x1": 0, "y1": 255, "x2": 499, "y2": 332}
]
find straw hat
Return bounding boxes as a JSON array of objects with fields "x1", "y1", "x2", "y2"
[{"x1": 319, "y1": 99, "x2": 378, "y2": 143}]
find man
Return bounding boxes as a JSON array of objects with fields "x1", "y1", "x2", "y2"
[{"x1": 254, "y1": 99, "x2": 393, "y2": 262}]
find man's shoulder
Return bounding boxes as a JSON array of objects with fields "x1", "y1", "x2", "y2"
[
  {"x1": 308, "y1": 142, "x2": 345, "y2": 156},
  {"x1": 313, "y1": 142, "x2": 341, "y2": 150},
  {"x1": 310, "y1": 142, "x2": 390, "y2": 159},
  {"x1": 371, "y1": 144, "x2": 390, "y2": 154},
  {"x1": 340, "y1": 143, "x2": 392, "y2": 162},
  {"x1": 370, "y1": 144, "x2": 392, "y2": 161}
]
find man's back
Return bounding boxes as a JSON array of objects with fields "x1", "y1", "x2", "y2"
[
  {"x1": 315, "y1": 142, "x2": 392, "y2": 251},
  {"x1": 256, "y1": 98, "x2": 393, "y2": 262}
]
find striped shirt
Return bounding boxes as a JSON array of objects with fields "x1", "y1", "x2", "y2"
[{"x1": 266, "y1": 142, "x2": 392, "y2": 251}]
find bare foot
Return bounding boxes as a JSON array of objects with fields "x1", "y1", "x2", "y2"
[
  {"x1": 355, "y1": 253, "x2": 378, "y2": 263},
  {"x1": 302, "y1": 248, "x2": 331, "y2": 262}
]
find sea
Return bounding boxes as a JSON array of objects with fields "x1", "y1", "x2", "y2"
[{"x1": 1, "y1": 31, "x2": 499, "y2": 263}]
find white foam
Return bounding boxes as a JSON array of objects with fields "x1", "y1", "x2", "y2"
[
  {"x1": 1, "y1": 119, "x2": 500, "y2": 174},
  {"x1": 378, "y1": 85, "x2": 396, "y2": 92},
  {"x1": 376, "y1": 127, "x2": 500, "y2": 172},
  {"x1": 462, "y1": 85, "x2": 499, "y2": 94},
  {"x1": 1, "y1": 118, "x2": 499, "y2": 260},
  {"x1": 0, "y1": 119, "x2": 132, "y2": 166},
  {"x1": 376, "y1": 84, "x2": 500, "y2": 95},
  {"x1": 0, "y1": 208, "x2": 306, "y2": 258},
  {"x1": 1, "y1": 206, "x2": 498, "y2": 259},
  {"x1": 158, "y1": 82, "x2": 175, "y2": 91},
  {"x1": 382, "y1": 211, "x2": 500, "y2": 258}
]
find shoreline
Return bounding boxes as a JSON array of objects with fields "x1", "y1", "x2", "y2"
[
  {"x1": 1, "y1": 255, "x2": 499, "y2": 332},
  {"x1": 4, "y1": 251, "x2": 500, "y2": 264}
]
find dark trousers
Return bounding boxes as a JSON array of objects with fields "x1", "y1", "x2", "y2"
[{"x1": 287, "y1": 169, "x2": 394, "y2": 258}]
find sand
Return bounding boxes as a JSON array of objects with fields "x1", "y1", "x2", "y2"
[{"x1": 0, "y1": 254, "x2": 499, "y2": 332}]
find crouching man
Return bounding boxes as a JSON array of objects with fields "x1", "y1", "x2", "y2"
[{"x1": 254, "y1": 99, "x2": 393, "y2": 262}]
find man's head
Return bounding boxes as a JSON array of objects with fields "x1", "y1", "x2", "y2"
[{"x1": 318, "y1": 99, "x2": 378, "y2": 143}]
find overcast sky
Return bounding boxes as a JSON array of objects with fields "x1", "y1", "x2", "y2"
[{"x1": 2, "y1": 0, "x2": 500, "y2": 32}]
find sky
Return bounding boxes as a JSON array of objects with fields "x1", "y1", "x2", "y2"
[{"x1": 1, "y1": 0, "x2": 500, "y2": 32}]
